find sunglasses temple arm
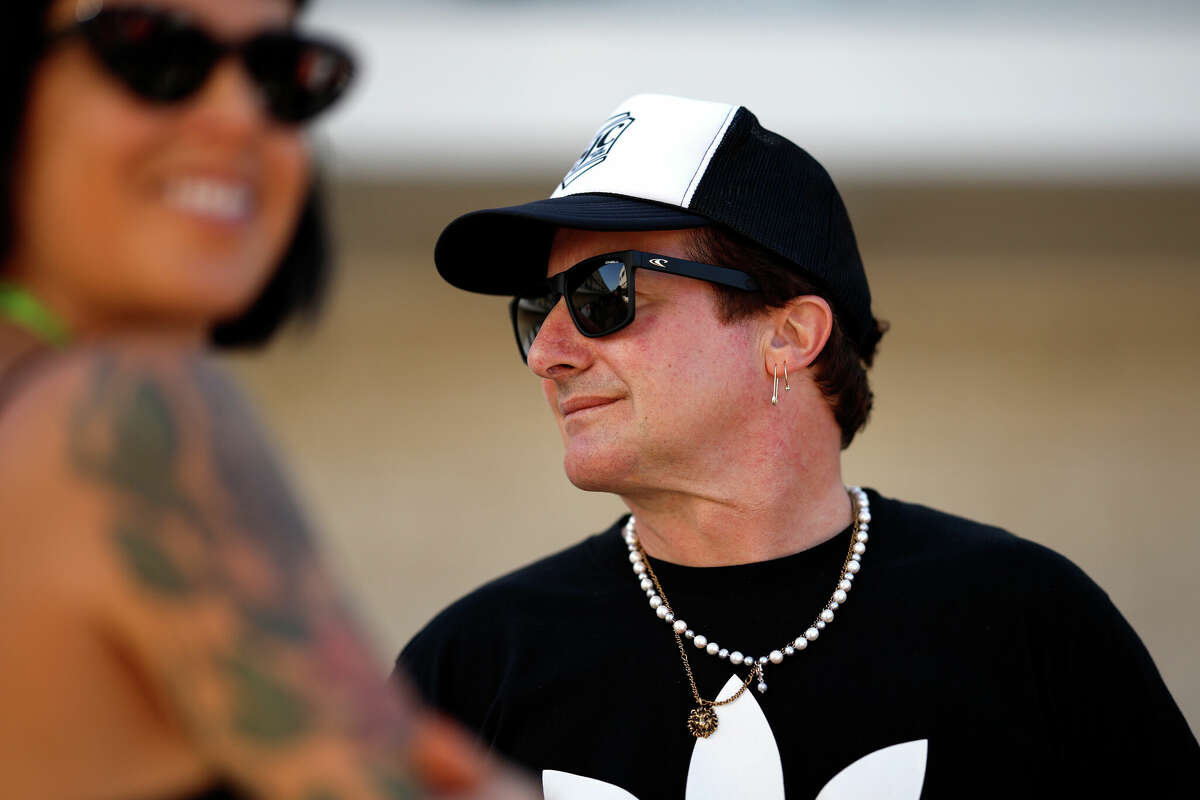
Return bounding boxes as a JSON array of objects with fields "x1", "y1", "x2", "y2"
[{"x1": 632, "y1": 254, "x2": 759, "y2": 292}]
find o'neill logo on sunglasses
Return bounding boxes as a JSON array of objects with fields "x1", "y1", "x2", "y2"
[
  {"x1": 648, "y1": 258, "x2": 670, "y2": 268},
  {"x1": 561, "y1": 112, "x2": 635, "y2": 189}
]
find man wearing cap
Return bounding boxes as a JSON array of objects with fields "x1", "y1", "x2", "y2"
[{"x1": 397, "y1": 94, "x2": 1197, "y2": 798}]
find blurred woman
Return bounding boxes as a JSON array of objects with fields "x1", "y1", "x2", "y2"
[{"x1": 0, "y1": 1, "x2": 528, "y2": 797}]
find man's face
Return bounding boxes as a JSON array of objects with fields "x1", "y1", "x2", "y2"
[{"x1": 529, "y1": 228, "x2": 765, "y2": 495}]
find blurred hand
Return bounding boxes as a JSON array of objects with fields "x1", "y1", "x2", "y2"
[{"x1": 408, "y1": 712, "x2": 539, "y2": 799}]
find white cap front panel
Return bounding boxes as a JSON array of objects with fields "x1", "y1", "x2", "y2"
[{"x1": 550, "y1": 94, "x2": 739, "y2": 208}]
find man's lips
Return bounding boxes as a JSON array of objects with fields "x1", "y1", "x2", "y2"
[{"x1": 558, "y1": 396, "x2": 621, "y2": 418}]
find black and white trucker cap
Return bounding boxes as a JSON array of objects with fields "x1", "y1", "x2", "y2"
[{"x1": 434, "y1": 93, "x2": 876, "y2": 347}]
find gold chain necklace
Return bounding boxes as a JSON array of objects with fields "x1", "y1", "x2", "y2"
[
  {"x1": 638, "y1": 547, "x2": 761, "y2": 737},
  {"x1": 625, "y1": 487, "x2": 870, "y2": 738}
]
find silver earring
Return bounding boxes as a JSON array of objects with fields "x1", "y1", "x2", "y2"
[
  {"x1": 772, "y1": 365, "x2": 780, "y2": 406},
  {"x1": 784, "y1": 362, "x2": 791, "y2": 392}
]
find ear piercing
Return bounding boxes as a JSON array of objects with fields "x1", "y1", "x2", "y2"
[{"x1": 772, "y1": 363, "x2": 791, "y2": 406}]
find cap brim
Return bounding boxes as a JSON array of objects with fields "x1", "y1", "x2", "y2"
[{"x1": 434, "y1": 193, "x2": 709, "y2": 295}]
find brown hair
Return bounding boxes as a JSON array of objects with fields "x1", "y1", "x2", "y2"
[{"x1": 689, "y1": 226, "x2": 887, "y2": 449}]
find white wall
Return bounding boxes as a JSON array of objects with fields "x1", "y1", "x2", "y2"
[{"x1": 308, "y1": 3, "x2": 1200, "y2": 180}]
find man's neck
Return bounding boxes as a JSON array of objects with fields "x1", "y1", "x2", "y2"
[{"x1": 621, "y1": 469, "x2": 853, "y2": 567}]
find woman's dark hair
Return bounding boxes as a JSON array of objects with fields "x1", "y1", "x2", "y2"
[
  {"x1": 689, "y1": 226, "x2": 888, "y2": 450},
  {"x1": 1, "y1": 0, "x2": 329, "y2": 349}
]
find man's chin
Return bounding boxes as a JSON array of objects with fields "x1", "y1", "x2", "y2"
[{"x1": 562, "y1": 448, "x2": 637, "y2": 493}]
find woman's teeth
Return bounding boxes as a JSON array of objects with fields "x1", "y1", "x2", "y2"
[{"x1": 164, "y1": 179, "x2": 253, "y2": 223}]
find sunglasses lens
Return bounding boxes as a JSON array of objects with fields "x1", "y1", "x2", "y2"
[
  {"x1": 76, "y1": 11, "x2": 353, "y2": 124},
  {"x1": 511, "y1": 259, "x2": 633, "y2": 361},
  {"x1": 568, "y1": 260, "x2": 632, "y2": 336},
  {"x1": 513, "y1": 293, "x2": 558, "y2": 359},
  {"x1": 245, "y1": 34, "x2": 356, "y2": 123},
  {"x1": 84, "y1": 10, "x2": 215, "y2": 103}
]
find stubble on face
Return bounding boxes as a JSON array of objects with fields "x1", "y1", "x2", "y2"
[{"x1": 537, "y1": 229, "x2": 763, "y2": 497}]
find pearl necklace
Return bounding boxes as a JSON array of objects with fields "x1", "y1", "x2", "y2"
[{"x1": 625, "y1": 487, "x2": 870, "y2": 737}]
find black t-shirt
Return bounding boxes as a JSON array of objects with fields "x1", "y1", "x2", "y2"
[{"x1": 397, "y1": 491, "x2": 1198, "y2": 798}]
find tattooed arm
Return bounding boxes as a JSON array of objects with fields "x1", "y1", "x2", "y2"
[{"x1": 0, "y1": 343, "x2": 528, "y2": 799}]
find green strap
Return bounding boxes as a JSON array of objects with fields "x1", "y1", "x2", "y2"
[{"x1": 0, "y1": 282, "x2": 71, "y2": 347}]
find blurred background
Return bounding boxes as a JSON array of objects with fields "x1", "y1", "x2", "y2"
[{"x1": 229, "y1": 0, "x2": 1198, "y2": 734}]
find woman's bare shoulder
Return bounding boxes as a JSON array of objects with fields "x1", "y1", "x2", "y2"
[
  {"x1": 0, "y1": 341, "x2": 245, "y2": 594},
  {"x1": 0, "y1": 340, "x2": 240, "y2": 504},
  {"x1": 0, "y1": 338, "x2": 224, "y2": 427},
  {"x1": 0, "y1": 341, "x2": 529, "y2": 798},
  {"x1": 0, "y1": 341, "x2": 416, "y2": 796}
]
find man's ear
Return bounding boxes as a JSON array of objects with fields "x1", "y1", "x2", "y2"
[{"x1": 762, "y1": 295, "x2": 833, "y2": 377}]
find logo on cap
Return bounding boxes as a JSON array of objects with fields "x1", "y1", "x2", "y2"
[{"x1": 560, "y1": 112, "x2": 635, "y2": 189}]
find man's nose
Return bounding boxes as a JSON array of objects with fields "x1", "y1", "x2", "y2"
[{"x1": 526, "y1": 298, "x2": 593, "y2": 378}]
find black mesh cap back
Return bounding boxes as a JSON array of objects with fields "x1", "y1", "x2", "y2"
[{"x1": 687, "y1": 109, "x2": 875, "y2": 348}]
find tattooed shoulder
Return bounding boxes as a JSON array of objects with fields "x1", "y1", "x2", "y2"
[
  {"x1": 5, "y1": 344, "x2": 321, "y2": 733},
  {"x1": 0, "y1": 344, "x2": 428, "y2": 797},
  {"x1": 52, "y1": 345, "x2": 326, "y2": 621},
  {"x1": 3, "y1": 342, "x2": 317, "y2": 588}
]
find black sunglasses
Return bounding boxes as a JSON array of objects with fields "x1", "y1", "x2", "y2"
[
  {"x1": 510, "y1": 250, "x2": 759, "y2": 363},
  {"x1": 46, "y1": 4, "x2": 356, "y2": 125}
]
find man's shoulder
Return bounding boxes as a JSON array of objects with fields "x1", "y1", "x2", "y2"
[
  {"x1": 871, "y1": 489, "x2": 1104, "y2": 597},
  {"x1": 395, "y1": 519, "x2": 629, "y2": 723},
  {"x1": 401, "y1": 519, "x2": 626, "y2": 655}
]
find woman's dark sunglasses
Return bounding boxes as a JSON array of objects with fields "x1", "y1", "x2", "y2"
[
  {"x1": 46, "y1": 5, "x2": 356, "y2": 125},
  {"x1": 510, "y1": 250, "x2": 759, "y2": 363}
]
